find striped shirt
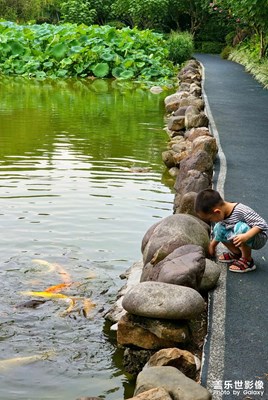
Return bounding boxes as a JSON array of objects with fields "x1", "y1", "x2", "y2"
[{"x1": 222, "y1": 203, "x2": 268, "y2": 236}]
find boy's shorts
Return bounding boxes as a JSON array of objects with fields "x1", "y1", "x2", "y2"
[{"x1": 213, "y1": 221, "x2": 267, "y2": 250}]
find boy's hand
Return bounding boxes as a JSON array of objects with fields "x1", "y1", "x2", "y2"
[
  {"x1": 233, "y1": 226, "x2": 261, "y2": 247},
  {"x1": 232, "y1": 233, "x2": 249, "y2": 247}
]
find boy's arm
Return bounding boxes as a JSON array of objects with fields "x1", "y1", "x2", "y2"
[
  {"x1": 233, "y1": 226, "x2": 262, "y2": 247},
  {"x1": 208, "y1": 238, "x2": 219, "y2": 257}
]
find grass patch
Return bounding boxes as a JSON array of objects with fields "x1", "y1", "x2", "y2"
[{"x1": 228, "y1": 42, "x2": 268, "y2": 89}]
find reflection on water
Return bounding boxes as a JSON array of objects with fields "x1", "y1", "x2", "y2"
[{"x1": 0, "y1": 77, "x2": 173, "y2": 399}]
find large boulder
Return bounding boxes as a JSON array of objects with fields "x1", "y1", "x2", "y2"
[
  {"x1": 177, "y1": 150, "x2": 214, "y2": 183},
  {"x1": 167, "y1": 115, "x2": 185, "y2": 131},
  {"x1": 141, "y1": 244, "x2": 206, "y2": 291},
  {"x1": 147, "y1": 348, "x2": 200, "y2": 379},
  {"x1": 173, "y1": 106, "x2": 188, "y2": 117},
  {"x1": 164, "y1": 92, "x2": 189, "y2": 113},
  {"x1": 117, "y1": 313, "x2": 179, "y2": 349},
  {"x1": 185, "y1": 106, "x2": 209, "y2": 129},
  {"x1": 200, "y1": 259, "x2": 221, "y2": 292},
  {"x1": 129, "y1": 387, "x2": 172, "y2": 400},
  {"x1": 179, "y1": 96, "x2": 205, "y2": 111},
  {"x1": 177, "y1": 191, "x2": 198, "y2": 216},
  {"x1": 189, "y1": 83, "x2": 202, "y2": 97},
  {"x1": 162, "y1": 150, "x2": 178, "y2": 168},
  {"x1": 141, "y1": 214, "x2": 210, "y2": 266},
  {"x1": 117, "y1": 313, "x2": 190, "y2": 349},
  {"x1": 122, "y1": 281, "x2": 206, "y2": 320},
  {"x1": 157, "y1": 245, "x2": 205, "y2": 289},
  {"x1": 174, "y1": 169, "x2": 211, "y2": 196},
  {"x1": 134, "y1": 366, "x2": 212, "y2": 400},
  {"x1": 192, "y1": 136, "x2": 218, "y2": 161},
  {"x1": 185, "y1": 127, "x2": 211, "y2": 141}
]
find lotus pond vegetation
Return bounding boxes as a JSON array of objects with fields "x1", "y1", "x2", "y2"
[{"x1": 0, "y1": 21, "x2": 179, "y2": 86}]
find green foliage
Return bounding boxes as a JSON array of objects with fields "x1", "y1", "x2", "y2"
[
  {"x1": 111, "y1": 0, "x2": 169, "y2": 29},
  {"x1": 166, "y1": 31, "x2": 194, "y2": 64},
  {"x1": 60, "y1": 0, "x2": 114, "y2": 25},
  {"x1": 211, "y1": 0, "x2": 268, "y2": 57},
  {"x1": 229, "y1": 40, "x2": 268, "y2": 88},
  {"x1": 220, "y1": 45, "x2": 232, "y2": 59},
  {"x1": 0, "y1": 21, "x2": 177, "y2": 85},
  {"x1": 60, "y1": 1, "x2": 97, "y2": 25},
  {"x1": 195, "y1": 41, "x2": 224, "y2": 54},
  {"x1": 0, "y1": 0, "x2": 58, "y2": 22}
]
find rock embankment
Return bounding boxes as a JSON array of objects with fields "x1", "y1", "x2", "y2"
[{"x1": 105, "y1": 59, "x2": 219, "y2": 400}]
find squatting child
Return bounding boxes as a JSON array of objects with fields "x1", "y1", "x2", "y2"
[{"x1": 195, "y1": 189, "x2": 268, "y2": 273}]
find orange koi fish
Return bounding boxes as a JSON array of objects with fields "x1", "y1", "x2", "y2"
[{"x1": 44, "y1": 283, "x2": 72, "y2": 293}]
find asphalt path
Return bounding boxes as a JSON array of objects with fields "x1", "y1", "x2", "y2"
[{"x1": 196, "y1": 54, "x2": 268, "y2": 400}]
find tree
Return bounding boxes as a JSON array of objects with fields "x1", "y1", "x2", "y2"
[
  {"x1": 212, "y1": 0, "x2": 268, "y2": 57},
  {"x1": 111, "y1": 0, "x2": 169, "y2": 30},
  {"x1": 173, "y1": 0, "x2": 210, "y2": 35},
  {"x1": 0, "y1": 0, "x2": 61, "y2": 23},
  {"x1": 60, "y1": 0, "x2": 114, "y2": 25}
]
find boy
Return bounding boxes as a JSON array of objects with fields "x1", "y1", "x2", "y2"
[{"x1": 195, "y1": 189, "x2": 268, "y2": 273}]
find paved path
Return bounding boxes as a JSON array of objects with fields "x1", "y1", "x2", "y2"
[{"x1": 196, "y1": 54, "x2": 268, "y2": 400}]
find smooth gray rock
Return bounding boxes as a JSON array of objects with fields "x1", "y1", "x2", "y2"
[
  {"x1": 157, "y1": 245, "x2": 206, "y2": 290},
  {"x1": 141, "y1": 213, "x2": 210, "y2": 266},
  {"x1": 200, "y1": 259, "x2": 221, "y2": 291},
  {"x1": 141, "y1": 244, "x2": 206, "y2": 291},
  {"x1": 177, "y1": 191, "x2": 198, "y2": 216},
  {"x1": 122, "y1": 281, "x2": 205, "y2": 320},
  {"x1": 134, "y1": 366, "x2": 212, "y2": 400}
]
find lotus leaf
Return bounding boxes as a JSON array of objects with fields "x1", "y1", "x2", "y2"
[{"x1": 92, "y1": 63, "x2": 109, "y2": 78}]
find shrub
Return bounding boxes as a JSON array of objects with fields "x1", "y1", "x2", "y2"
[
  {"x1": 60, "y1": 0, "x2": 97, "y2": 25},
  {"x1": 166, "y1": 31, "x2": 194, "y2": 65},
  {"x1": 221, "y1": 45, "x2": 233, "y2": 59},
  {"x1": 195, "y1": 41, "x2": 225, "y2": 54},
  {"x1": 229, "y1": 37, "x2": 268, "y2": 88}
]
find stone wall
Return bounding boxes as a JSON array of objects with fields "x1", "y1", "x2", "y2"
[{"x1": 104, "y1": 60, "x2": 220, "y2": 400}]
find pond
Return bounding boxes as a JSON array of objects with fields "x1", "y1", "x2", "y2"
[{"x1": 0, "y1": 77, "x2": 174, "y2": 400}]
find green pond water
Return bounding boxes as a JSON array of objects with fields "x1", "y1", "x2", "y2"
[{"x1": 0, "y1": 77, "x2": 174, "y2": 400}]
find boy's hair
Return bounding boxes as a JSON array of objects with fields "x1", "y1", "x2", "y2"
[{"x1": 195, "y1": 189, "x2": 224, "y2": 214}]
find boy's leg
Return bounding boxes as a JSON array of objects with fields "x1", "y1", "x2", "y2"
[
  {"x1": 217, "y1": 242, "x2": 241, "y2": 262},
  {"x1": 213, "y1": 223, "x2": 241, "y2": 262},
  {"x1": 229, "y1": 222, "x2": 255, "y2": 272}
]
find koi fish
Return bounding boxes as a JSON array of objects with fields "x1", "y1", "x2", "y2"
[
  {"x1": 32, "y1": 260, "x2": 72, "y2": 284},
  {"x1": 32, "y1": 259, "x2": 57, "y2": 273},
  {"x1": 44, "y1": 283, "x2": 72, "y2": 293},
  {"x1": 60, "y1": 298, "x2": 77, "y2": 317},
  {"x1": 54, "y1": 263, "x2": 72, "y2": 284},
  {"x1": 82, "y1": 299, "x2": 96, "y2": 318},
  {"x1": 21, "y1": 291, "x2": 69, "y2": 300},
  {"x1": 15, "y1": 299, "x2": 47, "y2": 309},
  {"x1": 0, "y1": 351, "x2": 55, "y2": 371}
]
